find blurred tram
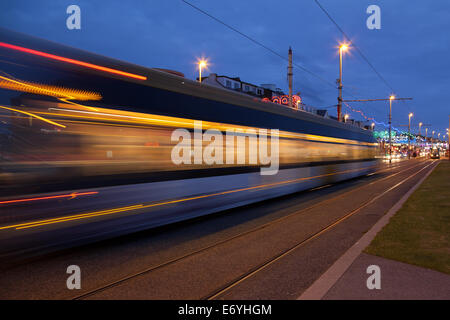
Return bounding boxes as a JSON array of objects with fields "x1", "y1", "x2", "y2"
[{"x1": 0, "y1": 29, "x2": 379, "y2": 228}]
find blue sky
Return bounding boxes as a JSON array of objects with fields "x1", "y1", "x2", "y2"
[{"x1": 1, "y1": 0, "x2": 449, "y2": 137}]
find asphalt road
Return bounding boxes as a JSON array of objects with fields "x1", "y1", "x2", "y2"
[{"x1": 0, "y1": 158, "x2": 437, "y2": 299}]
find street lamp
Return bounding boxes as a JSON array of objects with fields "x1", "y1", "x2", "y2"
[
  {"x1": 344, "y1": 114, "x2": 349, "y2": 123},
  {"x1": 337, "y1": 44, "x2": 349, "y2": 122},
  {"x1": 388, "y1": 95, "x2": 395, "y2": 163},
  {"x1": 197, "y1": 59, "x2": 207, "y2": 83},
  {"x1": 408, "y1": 113, "x2": 413, "y2": 159},
  {"x1": 419, "y1": 122, "x2": 422, "y2": 136}
]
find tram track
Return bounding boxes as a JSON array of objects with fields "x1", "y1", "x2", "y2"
[
  {"x1": 204, "y1": 160, "x2": 437, "y2": 299},
  {"x1": 71, "y1": 159, "x2": 433, "y2": 300}
]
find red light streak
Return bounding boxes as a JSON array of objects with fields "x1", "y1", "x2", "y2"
[
  {"x1": 0, "y1": 42, "x2": 147, "y2": 81},
  {"x1": 0, "y1": 191, "x2": 98, "y2": 205}
]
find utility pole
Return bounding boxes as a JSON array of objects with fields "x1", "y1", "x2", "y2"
[
  {"x1": 342, "y1": 97, "x2": 414, "y2": 163},
  {"x1": 417, "y1": 124, "x2": 431, "y2": 152},
  {"x1": 288, "y1": 47, "x2": 293, "y2": 109},
  {"x1": 343, "y1": 97, "x2": 413, "y2": 164}
]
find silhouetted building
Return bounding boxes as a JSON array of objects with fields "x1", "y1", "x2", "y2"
[{"x1": 199, "y1": 73, "x2": 280, "y2": 99}]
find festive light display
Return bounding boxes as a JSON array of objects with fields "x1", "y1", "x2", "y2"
[{"x1": 262, "y1": 95, "x2": 302, "y2": 108}]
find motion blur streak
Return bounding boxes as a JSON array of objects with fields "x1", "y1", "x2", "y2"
[
  {"x1": 58, "y1": 99, "x2": 99, "y2": 112},
  {"x1": 0, "y1": 103, "x2": 377, "y2": 191},
  {"x1": 0, "y1": 165, "x2": 375, "y2": 231},
  {"x1": 0, "y1": 74, "x2": 102, "y2": 101},
  {"x1": 0, "y1": 204, "x2": 145, "y2": 230},
  {"x1": 0, "y1": 30, "x2": 380, "y2": 254},
  {"x1": 0, "y1": 105, "x2": 66, "y2": 128},
  {"x1": 42, "y1": 107, "x2": 375, "y2": 147},
  {"x1": 0, "y1": 191, "x2": 98, "y2": 205},
  {"x1": 0, "y1": 42, "x2": 148, "y2": 80},
  {"x1": 47, "y1": 107, "x2": 193, "y2": 128}
]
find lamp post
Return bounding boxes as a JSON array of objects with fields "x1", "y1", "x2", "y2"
[
  {"x1": 388, "y1": 95, "x2": 395, "y2": 163},
  {"x1": 337, "y1": 44, "x2": 348, "y2": 122},
  {"x1": 198, "y1": 60, "x2": 207, "y2": 83},
  {"x1": 408, "y1": 113, "x2": 413, "y2": 159},
  {"x1": 418, "y1": 122, "x2": 423, "y2": 150}
]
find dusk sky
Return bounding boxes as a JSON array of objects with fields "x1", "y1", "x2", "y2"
[{"x1": 1, "y1": 0, "x2": 449, "y2": 136}]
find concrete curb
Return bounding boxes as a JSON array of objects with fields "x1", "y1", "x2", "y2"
[{"x1": 297, "y1": 160, "x2": 440, "y2": 300}]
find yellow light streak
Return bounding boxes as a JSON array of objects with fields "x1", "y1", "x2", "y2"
[
  {"x1": 59, "y1": 98, "x2": 99, "y2": 112},
  {"x1": 38, "y1": 107, "x2": 376, "y2": 147},
  {"x1": 0, "y1": 75, "x2": 102, "y2": 101},
  {"x1": 0, "y1": 105, "x2": 66, "y2": 128}
]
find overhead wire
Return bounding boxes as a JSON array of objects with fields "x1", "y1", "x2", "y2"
[
  {"x1": 313, "y1": 0, "x2": 396, "y2": 93},
  {"x1": 183, "y1": 0, "x2": 397, "y2": 128},
  {"x1": 182, "y1": 0, "x2": 337, "y2": 90}
]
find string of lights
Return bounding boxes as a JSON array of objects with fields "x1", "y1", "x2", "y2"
[
  {"x1": 343, "y1": 102, "x2": 404, "y2": 133},
  {"x1": 343, "y1": 102, "x2": 374, "y2": 121}
]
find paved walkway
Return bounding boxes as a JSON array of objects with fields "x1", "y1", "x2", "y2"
[
  {"x1": 322, "y1": 253, "x2": 450, "y2": 300},
  {"x1": 299, "y1": 160, "x2": 450, "y2": 300}
]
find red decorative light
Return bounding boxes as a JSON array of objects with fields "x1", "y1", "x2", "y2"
[{"x1": 266, "y1": 95, "x2": 302, "y2": 108}]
